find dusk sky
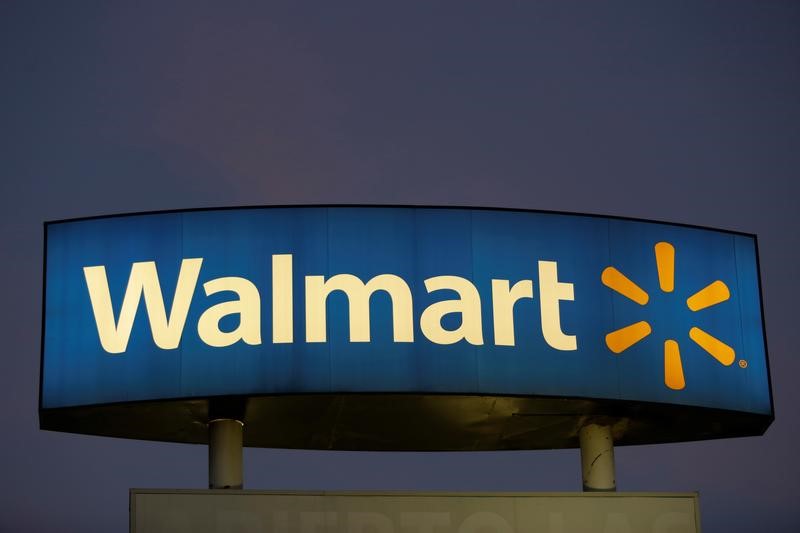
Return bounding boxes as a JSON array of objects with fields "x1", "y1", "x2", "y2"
[{"x1": 1, "y1": 1, "x2": 799, "y2": 531}]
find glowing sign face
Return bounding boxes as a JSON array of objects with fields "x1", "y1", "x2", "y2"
[{"x1": 41, "y1": 207, "x2": 771, "y2": 416}]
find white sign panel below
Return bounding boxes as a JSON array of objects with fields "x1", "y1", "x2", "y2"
[{"x1": 130, "y1": 490, "x2": 700, "y2": 533}]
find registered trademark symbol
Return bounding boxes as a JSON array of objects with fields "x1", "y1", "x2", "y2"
[{"x1": 739, "y1": 359, "x2": 748, "y2": 369}]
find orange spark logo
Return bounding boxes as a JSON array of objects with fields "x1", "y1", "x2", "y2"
[{"x1": 601, "y1": 242, "x2": 736, "y2": 390}]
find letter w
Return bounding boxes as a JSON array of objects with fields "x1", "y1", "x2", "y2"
[{"x1": 83, "y1": 259, "x2": 203, "y2": 354}]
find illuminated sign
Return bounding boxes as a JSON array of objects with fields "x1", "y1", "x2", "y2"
[{"x1": 40, "y1": 207, "x2": 772, "y2": 448}]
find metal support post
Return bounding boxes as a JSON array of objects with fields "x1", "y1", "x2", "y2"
[
  {"x1": 208, "y1": 418, "x2": 244, "y2": 489},
  {"x1": 579, "y1": 423, "x2": 616, "y2": 492}
]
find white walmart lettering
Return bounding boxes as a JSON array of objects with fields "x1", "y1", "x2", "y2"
[{"x1": 83, "y1": 255, "x2": 577, "y2": 353}]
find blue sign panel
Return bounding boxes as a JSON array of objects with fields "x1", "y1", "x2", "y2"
[{"x1": 41, "y1": 207, "x2": 771, "y2": 417}]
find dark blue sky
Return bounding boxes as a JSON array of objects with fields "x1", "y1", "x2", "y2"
[{"x1": 1, "y1": 1, "x2": 798, "y2": 531}]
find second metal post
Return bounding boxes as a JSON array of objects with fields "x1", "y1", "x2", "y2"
[{"x1": 579, "y1": 423, "x2": 616, "y2": 491}]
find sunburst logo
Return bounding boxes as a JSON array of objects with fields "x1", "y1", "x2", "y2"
[{"x1": 601, "y1": 242, "x2": 736, "y2": 390}]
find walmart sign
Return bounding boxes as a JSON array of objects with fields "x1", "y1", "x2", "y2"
[{"x1": 41, "y1": 207, "x2": 771, "y2": 416}]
